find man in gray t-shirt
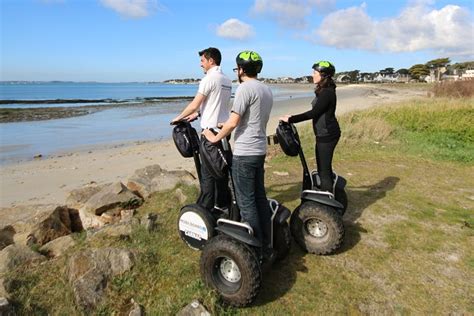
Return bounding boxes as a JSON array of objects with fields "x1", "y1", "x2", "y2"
[
  {"x1": 232, "y1": 79, "x2": 273, "y2": 156},
  {"x1": 202, "y1": 51, "x2": 273, "y2": 250}
]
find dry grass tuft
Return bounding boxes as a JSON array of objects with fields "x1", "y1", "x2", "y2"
[
  {"x1": 342, "y1": 115, "x2": 394, "y2": 143},
  {"x1": 432, "y1": 79, "x2": 474, "y2": 98}
]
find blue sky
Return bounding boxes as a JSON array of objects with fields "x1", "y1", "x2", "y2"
[{"x1": 1, "y1": 0, "x2": 473, "y2": 82}]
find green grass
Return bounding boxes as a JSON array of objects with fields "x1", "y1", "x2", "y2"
[
  {"x1": 5, "y1": 95, "x2": 474, "y2": 315},
  {"x1": 339, "y1": 97, "x2": 474, "y2": 163}
]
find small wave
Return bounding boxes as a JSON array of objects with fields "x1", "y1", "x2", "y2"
[{"x1": 0, "y1": 96, "x2": 194, "y2": 105}]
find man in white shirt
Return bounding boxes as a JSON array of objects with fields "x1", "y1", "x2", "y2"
[{"x1": 172, "y1": 47, "x2": 232, "y2": 211}]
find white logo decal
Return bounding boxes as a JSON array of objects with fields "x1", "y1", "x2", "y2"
[{"x1": 179, "y1": 212, "x2": 209, "y2": 241}]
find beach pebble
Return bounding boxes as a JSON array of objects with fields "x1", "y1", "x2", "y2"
[{"x1": 34, "y1": 154, "x2": 42, "y2": 159}]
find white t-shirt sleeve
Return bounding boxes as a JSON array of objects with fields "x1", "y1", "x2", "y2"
[{"x1": 198, "y1": 76, "x2": 213, "y2": 97}]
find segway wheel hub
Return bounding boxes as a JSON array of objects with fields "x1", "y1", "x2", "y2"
[
  {"x1": 306, "y1": 218, "x2": 328, "y2": 238},
  {"x1": 219, "y1": 257, "x2": 241, "y2": 283}
]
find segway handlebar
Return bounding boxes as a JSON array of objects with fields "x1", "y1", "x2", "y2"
[{"x1": 170, "y1": 115, "x2": 198, "y2": 125}]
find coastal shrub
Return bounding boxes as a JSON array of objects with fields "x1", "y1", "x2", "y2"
[{"x1": 432, "y1": 79, "x2": 474, "y2": 98}]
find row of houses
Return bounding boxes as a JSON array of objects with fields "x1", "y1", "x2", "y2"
[{"x1": 336, "y1": 68, "x2": 474, "y2": 83}]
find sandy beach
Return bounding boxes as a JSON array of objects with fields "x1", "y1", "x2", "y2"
[{"x1": 0, "y1": 84, "x2": 427, "y2": 208}]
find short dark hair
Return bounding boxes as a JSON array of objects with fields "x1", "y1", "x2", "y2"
[
  {"x1": 240, "y1": 66, "x2": 258, "y2": 78},
  {"x1": 198, "y1": 47, "x2": 222, "y2": 65}
]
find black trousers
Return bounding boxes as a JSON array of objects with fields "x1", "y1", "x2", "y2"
[
  {"x1": 315, "y1": 137, "x2": 339, "y2": 192},
  {"x1": 196, "y1": 143, "x2": 231, "y2": 210}
]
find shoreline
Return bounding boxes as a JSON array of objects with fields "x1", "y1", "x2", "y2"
[{"x1": 0, "y1": 84, "x2": 428, "y2": 208}]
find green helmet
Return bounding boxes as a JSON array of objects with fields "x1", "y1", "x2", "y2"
[
  {"x1": 236, "y1": 51, "x2": 263, "y2": 74},
  {"x1": 312, "y1": 60, "x2": 335, "y2": 77}
]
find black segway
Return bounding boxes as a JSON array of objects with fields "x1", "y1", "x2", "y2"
[
  {"x1": 172, "y1": 120, "x2": 218, "y2": 250},
  {"x1": 276, "y1": 121, "x2": 347, "y2": 255},
  {"x1": 172, "y1": 120, "x2": 291, "y2": 306}
]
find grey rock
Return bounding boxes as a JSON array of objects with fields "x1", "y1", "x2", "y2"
[
  {"x1": 177, "y1": 300, "x2": 211, "y2": 316},
  {"x1": 141, "y1": 213, "x2": 158, "y2": 232},
  {"x1": 0, "y1": 297, "x2": 13, "y2": 316},
  {"x1": 128, "y1": 298, "x2": 144, "y2": 316},
  {"x1": 39, "y1": 235, "x2": 76, "y2": 258},
  {"x1": 88, "y1": 223, "x2": 133, "y2": 241},
  {"x1": 120, "y1": 209, "x2": 136, "y2": 223},
  {"x1": 68, "y1": 248, "x2": 135, "y2": 311},
  {"x1": 0, "y1": 226, "x2": 15, "y2": 251},
  {"x1": 66, "y1": 183, "x2": 108, "y2": 210},
  {"x1": 82, "y1": 182, "x2": 142, "y2": 216},
  {"x1": 174, "y1": 188, "x2": 188, "y2": 204},
  {"x1": 126, "y1": 164, "x2": 197, "y2": 199},
  {"x1": 10, "y1": 205, "x2": 82, "y2": 246},
  {"x1": 0, "y1": 244, "x2": 46, "y2": 274},
  {"x1": 0, "y1": 279, "x2": 8, "y2": 298}
]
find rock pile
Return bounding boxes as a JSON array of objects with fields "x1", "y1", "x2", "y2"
[{"x1": 0, "y1": 164, "x2": 196, "y2": 313}]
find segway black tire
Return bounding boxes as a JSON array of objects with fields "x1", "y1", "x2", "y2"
[
  {"x1": 200, "y1": 235, "x2": 261, "y2": 307},
  {"x1": 274, "y1": 222, "x2": 291, "y2": 260},
  {"x1": 290, "y1": 202, "x2": 344, "y2": 255},
  {"x1": 335, "y1": 187, "x2": 348, "y2": 216}
]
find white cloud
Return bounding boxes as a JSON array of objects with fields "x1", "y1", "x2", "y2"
[
  {"x1": 311, "y1": 2, "x2": 474, "y2": 57},
  {"x1": 314, "y1": 4, "x2": 376, "y2": 50},
  {"x1": 216, "y1": 19, "x2": 255, "y2": 40},
  {"x1": 378, "y1": 4, "x2": 473, "y2": 56},
  {"x1": 99, "y1": 0, "x2": 162, "y2": 19}
]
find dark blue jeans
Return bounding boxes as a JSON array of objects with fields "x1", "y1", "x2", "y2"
[{"x1": 232, "y1": 155, "x2": 272, "y2": 246}]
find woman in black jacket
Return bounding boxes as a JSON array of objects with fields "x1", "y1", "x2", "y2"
[{"x1": 280, "y1": 61, "x2": 341, "y2": 193}]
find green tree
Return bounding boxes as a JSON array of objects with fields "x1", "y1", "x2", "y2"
[
  {"x1": 396, "y1": 68, "x2": 409, "y2": 75},
  {"x1": 380, "y1": 67, "x2": 395, "y2": 75},
  {"x1": 409, "y1": 64, "x2": 429, "y2": 80},
  {"x1": 347, "y1": 70, "x2": 360, "y2": 82},
  {"x1": 452, "y1": 61, "x2": 474, "y2": 70},
  {"x1": 426, "y1": 58, "x2": 450, "y2": 81}
]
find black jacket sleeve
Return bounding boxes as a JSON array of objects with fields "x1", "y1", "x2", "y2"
[{"x1": 288, "y1": 89, "x2": 332, "y2": 124}]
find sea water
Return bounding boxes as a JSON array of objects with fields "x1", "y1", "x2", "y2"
[{"x1": 0, "y1": 82, "x2": 310, "y2": 163}]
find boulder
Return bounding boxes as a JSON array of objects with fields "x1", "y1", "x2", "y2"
[
  {"x1": 174, "y1": 188, "x2": 188, "y2": 204},
  {"x1": 39, "y1": 235, "x2": 76, "y2": 258},
  {"x1": 0, "y1": 297, "x2": 13, "y2": 316},
  {"x1": 177, "y1": 300, "x2": 211, "y2": 316},
  {"x1": 68, "y1": 248, "x2": 135, "y2": 311},
  {"x1": 0, "y1": 244, "x2": 46, "y2": 274},
  {"x1": 10, "y1": 205, "x2": 82, "y2": 246},
  {"x1": 78, "y1": 209, "x2": 109, "y2": 230},
  {"x1": 141, "y1": 213, "x2": 158, "y2": 232},
  {"x1": 87, "y1": 223, "x2": 133, "y2": 241},
  {"x1": 66, "y1": 183, "x2": 108, "y2": 210},
  {"x1": 128, "y1": 298, "x2": 144, "y2": 316},
  {"x1": 0, "y1": 278, "x2": 8, "y2": 298},
  {"x1": 126, "y1": 164, "x2": 197, "y2": 199},
  {"x1": 0, "y1": 226, "x2": 15, "y2": 251},
  {"x1": 120, "y1": 209, "x2": 136, "y2": 224},
  {"x1": 82, "y1": 182, "x2": 142, "y2": 216}
]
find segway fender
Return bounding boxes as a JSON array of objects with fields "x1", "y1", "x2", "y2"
[
  {"x1": 216, "y1": 224, "x2": 262, "y2": 248},
  {"x1": 274, "y1": 204, "x2": 291, "y2": 225},
  {"x1": 268, "y1": 199, "x2": 291, "y2": 224},
  {"x1": 301, "y1": 191, "x2": 344, "y2": 209},
  {"x1": 336, "y1": 176, "x2": 347, "y2": 190}
]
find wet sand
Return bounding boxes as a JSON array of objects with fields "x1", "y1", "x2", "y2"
[{"x1": 0, "y1": 84, "x2": 427, "y2": 208}]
